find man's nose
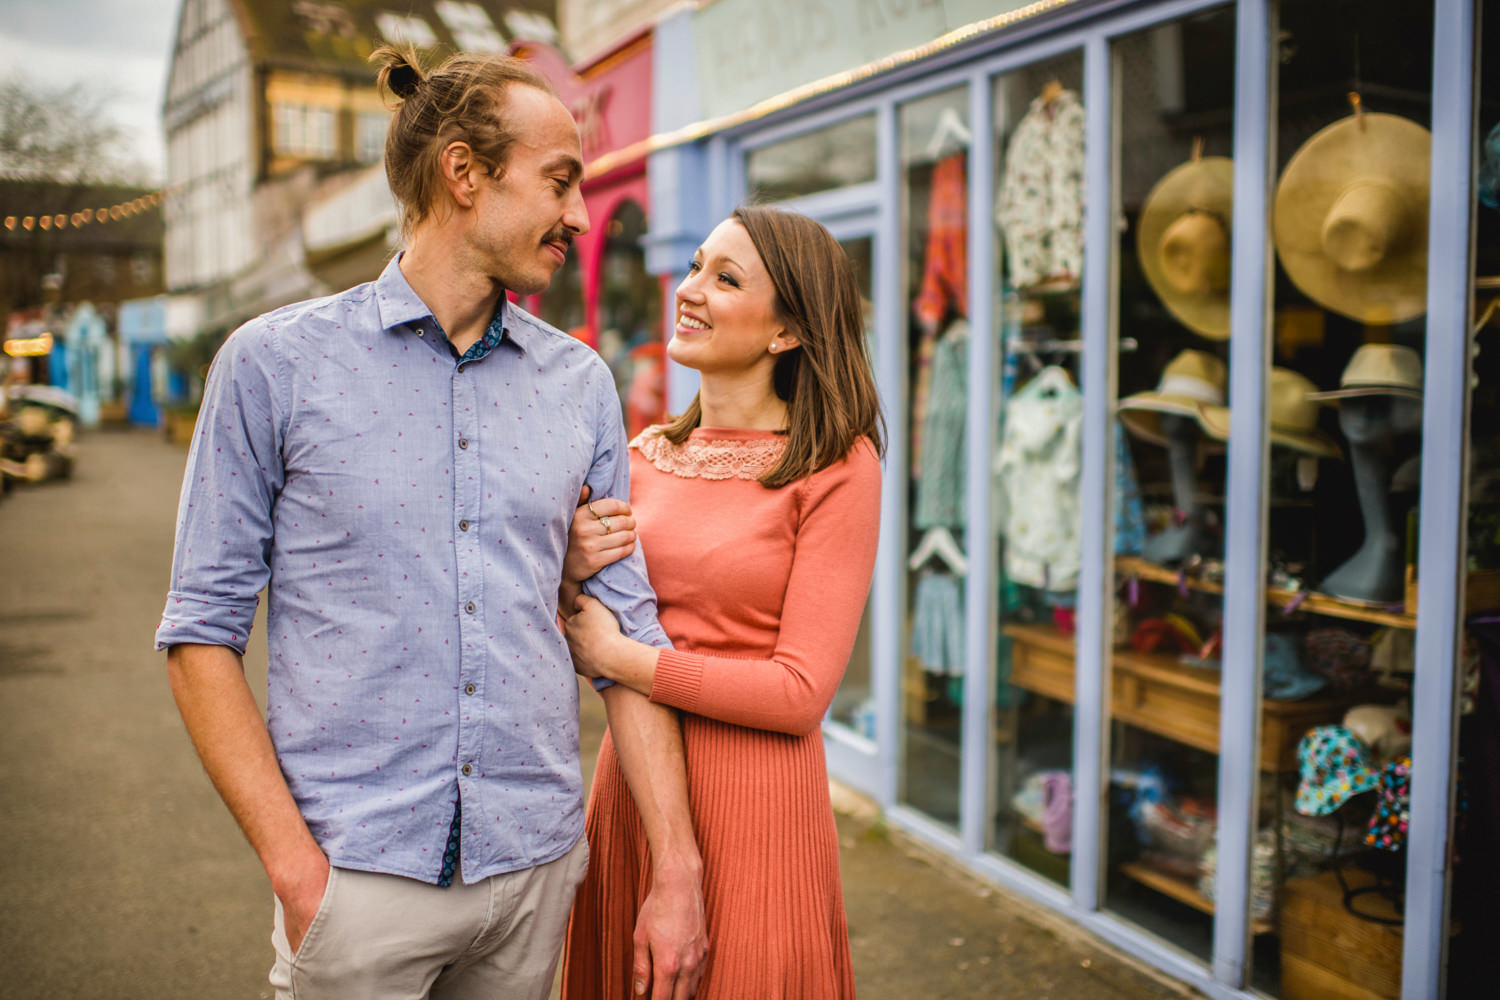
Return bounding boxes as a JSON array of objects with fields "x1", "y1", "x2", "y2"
[{"x1": 564, "y1": 189, "x2": 589, "y2": 236}]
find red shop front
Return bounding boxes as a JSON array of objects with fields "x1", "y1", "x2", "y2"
[{"x1": 513, "y1": 35, "x2": 666, "y2": 436}]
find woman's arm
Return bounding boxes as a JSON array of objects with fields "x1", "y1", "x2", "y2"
[
  {"x1": 567, "y1": 441, "x2": 882, "y2": 736},
  {"x1": 559, "y1": 486, "x2": 636, "y2": 614}
]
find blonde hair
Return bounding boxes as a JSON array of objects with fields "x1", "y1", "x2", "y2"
[
  {"x1": 662, "y1": 206, "x2": 885, "y2": 488},
  {"x1": 370, "y1": 45, "x2": 557, "y2": 237}
]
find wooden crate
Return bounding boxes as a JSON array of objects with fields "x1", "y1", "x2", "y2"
[{"x1": 1279, "y1": 871, "x2": 1401, "y2": 1000}]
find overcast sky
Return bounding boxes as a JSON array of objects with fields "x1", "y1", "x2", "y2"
[{"x1": 0, "y1": 0, "x2": 178, "y2": 183}]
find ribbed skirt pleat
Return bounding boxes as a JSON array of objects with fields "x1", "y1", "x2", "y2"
[{"x1": 561, "y1": 716, "x2": 855, "y2": 999}]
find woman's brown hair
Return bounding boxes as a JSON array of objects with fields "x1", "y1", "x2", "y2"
[
  {"x1": 370, "y1": 44, "x2": 557, "y2": 238},
  {"x1": 661, "y1": 206, "x2": 886, "y2": 488}
]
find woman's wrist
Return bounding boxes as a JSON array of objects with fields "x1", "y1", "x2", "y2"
[{"x1": 609, "y1": 636, "x2": 661, "y2": 697}]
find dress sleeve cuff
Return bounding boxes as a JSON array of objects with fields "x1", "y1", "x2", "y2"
[{"x1": 650, "y1": 649, "x2": 704, "y2": 711}]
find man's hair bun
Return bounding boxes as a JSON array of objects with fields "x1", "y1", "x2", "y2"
[{"x1": 372, "y1": 44, "x2": 426, "y2": 101}]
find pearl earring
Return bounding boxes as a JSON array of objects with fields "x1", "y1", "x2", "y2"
[{"x1": 769, "y1": 344, "x2": 778, "y2": 353}]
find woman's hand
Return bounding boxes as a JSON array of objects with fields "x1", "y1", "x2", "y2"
[
  {"x1": 563, "y1": 594, "x2": 627, "y2": 680},
  {"x1": 564, "y1": 489, "x2": 637, "y2": 587}
]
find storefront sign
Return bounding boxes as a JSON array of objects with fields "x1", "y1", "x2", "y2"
[
  {"x1": 690, "y1": 0, "x2": 1071, "y2": 120},
  {"x1": 3, "y1": 333, "x2": 53, "y2": 358}
]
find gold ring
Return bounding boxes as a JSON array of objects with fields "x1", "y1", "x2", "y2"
[
  {"x1": 599, "y1": 515, "x2": 613, "y2": 533},
  {"x1": 587, "y1": 499, "x2": 600, "y2": 518}
]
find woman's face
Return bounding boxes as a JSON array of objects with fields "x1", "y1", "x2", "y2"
[{"x1": 668, "y1": 218, "x2": 791, "y2": 376}]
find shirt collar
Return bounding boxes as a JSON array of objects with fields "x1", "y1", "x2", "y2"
[{"x1": 373, "y1": 254, "x2": 531, "y2": 356}]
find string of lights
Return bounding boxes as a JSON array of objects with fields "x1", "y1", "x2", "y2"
[{"x1": 3, "y1": 190, "x2": 165, "y2": 233}]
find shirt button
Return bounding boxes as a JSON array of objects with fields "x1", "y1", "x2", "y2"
[
  {"x1": 416, "y1": 329, "x2": 425, "y2": 337},
  {"x1": 461, "y1": 764, "x2": 473, "y2": 776},
  {"x1": 457, "y1": 363, "x2": 466, "y2": 374},
  {"x1": 459, "y1": 520, "x2": 470, "y2": 532},
  {"x1": 465, "y1": 683, "x2": 476, "y2": 695},
  {"x1": 464, "y1": 601, "x2": 476, "y2": 614},
  {"x1": 458, "y1": 438, "x2": 469, "y2": 450}
]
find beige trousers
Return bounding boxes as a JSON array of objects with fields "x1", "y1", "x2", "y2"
[{"x1": 269, "y1": 837, "x2": 589, "y2": 1000}]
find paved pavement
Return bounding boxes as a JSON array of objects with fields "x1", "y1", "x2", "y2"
[{"x1": 0, "y1": 428, "x2": 1193, "y2": 999}]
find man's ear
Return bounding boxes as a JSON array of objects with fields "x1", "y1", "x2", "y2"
[{"x1": 439, "y1": 141, "x2": 480, "y2": 209}]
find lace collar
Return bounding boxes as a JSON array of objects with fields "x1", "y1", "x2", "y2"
[{"x1": 632, "y1": 425, "x2": 788, "y2": 481}]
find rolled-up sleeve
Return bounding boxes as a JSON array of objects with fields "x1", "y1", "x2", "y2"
[
  {"x1": 581, "y1": 383, "x2": 672, "y2": 655},
  {"x1": 155, "y1": 321, "x2": 286, "y2": 652}
]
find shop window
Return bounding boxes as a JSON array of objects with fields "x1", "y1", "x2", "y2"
[
  {"x1": 537, "y1": 249, "x2": 584, "y2": 340},
  {"x1": 986, "y1": 49, "x2": 1086, "y2": 888},
  {"x1": 745, "y1": 114, "x2": 877, "y2": 203},
  {"x1": 897, "y1": 86, "x2": 971, "y2": 831},
  {"x1": 596, "y1": 201, "x2": 665, "y2": 438},
  {"x1": 827, "y1": 235, "x2": 877, "y2": 739},
  {"x1": 1455, "y1": 5, "x2": 1500, "y2": 995},
  {"x1": 1247, "y1": 0, "x2": 1439, "y2": 995},
  {"x1": 272, "y1": 103, "x2": 337, "y2": 159},
  {"x1": 355, "y1": 111, "x2": 388, "y2": 164},
  {"x1": 1100, "y1": 5, "x2": 1238, "y2": 975}
]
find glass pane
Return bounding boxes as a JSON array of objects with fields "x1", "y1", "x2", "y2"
[
  {"x1": 538, "y1": 251, "x2": 584, "y2": 338},
  {"x1": 1455, "y1": 5, "x2": 1500, "y2": 993},
  {"x1": 1256, "y1": 0, "x2": 1435, "y2": 994},
  {"x1": 828, "y1": 235, "x2": 878, "y2": 737},
  {"x1": 745, "y1": 114, "x2": 877, "y2": 203},
  {"x1": 985, "y1": 49, "x2": 1086, "y2": 889},
  {"x1": 1103, "y1": 6, "x2": 1236, "y2": 971},
  {"x1": 597, "y1": 201, "x2": 666, "y2": 437},
  {"x1": 898, "y1": 86, "x2": 969, "y2": 830}
]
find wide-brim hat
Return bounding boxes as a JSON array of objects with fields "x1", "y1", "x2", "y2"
[
  {"x1": 1307, "y1": 343, "x2": 1423, "y2": 402},
  {"x1": 1118, "y1": 349, "x2": 1227, "y2": 447},
  {"x1": 1139, "y1": 156, "x2": 1235, "y2": 340},
  {"x1": 1273, "y1": 111, "x2": 1431, "y2": 325},
  {"x1": 1197, "y1": 367, "x2": 1341, "y2": 458}
]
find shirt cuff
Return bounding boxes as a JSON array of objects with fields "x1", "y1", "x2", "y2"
[
  {"x1": 155, "y1": 593, "x2": 259, "y2": 652},
  {"x1": 649, "y1": 650, "x2": 704, "y2": 712}
]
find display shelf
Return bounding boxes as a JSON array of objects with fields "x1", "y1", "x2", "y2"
[
  {"x1": 1002, "y1": 623, "x2": 1368, "y2": 772},
  {"x1": 1117, "y1": 861, "x2": 1274, "y2": 935},
  {"x1": 1114, "y1": 555, "x2": 1417, "y2": 629}
]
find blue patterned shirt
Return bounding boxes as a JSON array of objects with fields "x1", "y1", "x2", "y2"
[{"x1": 156, "y1": 256, "x2": 670, "y2": 884}]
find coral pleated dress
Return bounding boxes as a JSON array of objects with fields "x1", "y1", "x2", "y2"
[{"x1": 562, "y1": 426, "x2": 881, "y2": 999}]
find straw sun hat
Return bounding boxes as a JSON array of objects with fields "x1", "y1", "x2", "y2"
[
  {"x1": 1118, "y1": 349, "x2": 1227, "y2": 447},
  {"x1": 1121, "y1": 352, "x2": 1340, "y2": 458},
  {"x1": 1138, "y1": 155, "x2": 1234, "y2": 340},
  {"x1": 1273, "y1": 110, "x2": 1431, "y2": 325},
  {"x1": 1306, "y1": 343, "x2": 1423, "y2": 402},
  {"x1": 1197, "y1": 367, "x2": 1341, "y2": 458}
]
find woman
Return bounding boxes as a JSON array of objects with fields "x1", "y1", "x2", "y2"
[{"x1": 559, "y1": 205, "x2": 884, "y2": 998}]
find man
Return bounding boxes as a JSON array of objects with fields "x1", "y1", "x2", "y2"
[{"x1": 157, "y1": 46, "x2": 705, "y2": 1000}]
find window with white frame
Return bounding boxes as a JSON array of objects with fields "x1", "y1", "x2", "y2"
[
  {"x1": 273, "y1": 103, "x2": 337, "y2": 159},
  {"x1": 356, "y1": 111, "x2": 388, "y2": 164},
  {"x1": 435, "y1": 1, "x2": 506, "y2": 52},
  {"x1": 376, "y1": 12, "x2": 438, "y2": 49}
]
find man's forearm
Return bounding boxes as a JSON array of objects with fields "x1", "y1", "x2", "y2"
[
  {"x1": 166, "y1": 643, "x2": 326, "y2": 899},
  {"x1": 599, "y1": 684, "x2": 702, "y2": 882}
]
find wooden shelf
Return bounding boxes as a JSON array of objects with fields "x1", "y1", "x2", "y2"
[
  {"x1": 1118, "y1": 861, "x2": 1274, "y2": 935},
  {"x1": 1002, "y1": 622, "x2": 1367, "y2": 772},
  {"x1": 1114, "y1": 555, "x2": 1417, "y2": 629}
]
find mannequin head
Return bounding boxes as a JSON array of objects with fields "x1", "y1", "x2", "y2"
[
  {"x1": 1157, "y1": 411, "x2": 1203, "y2": 445},
  {"x1": 1336, "y1": 394, "x2": 1422, "y2": 448}
]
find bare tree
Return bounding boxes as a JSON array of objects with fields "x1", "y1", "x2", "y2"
[
  {"x1": 0, "y1": 77, "x2": 144, "y2": 183},
  {"x1": 1, "y1": 78, "x2": 159, "y2": 319}
]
